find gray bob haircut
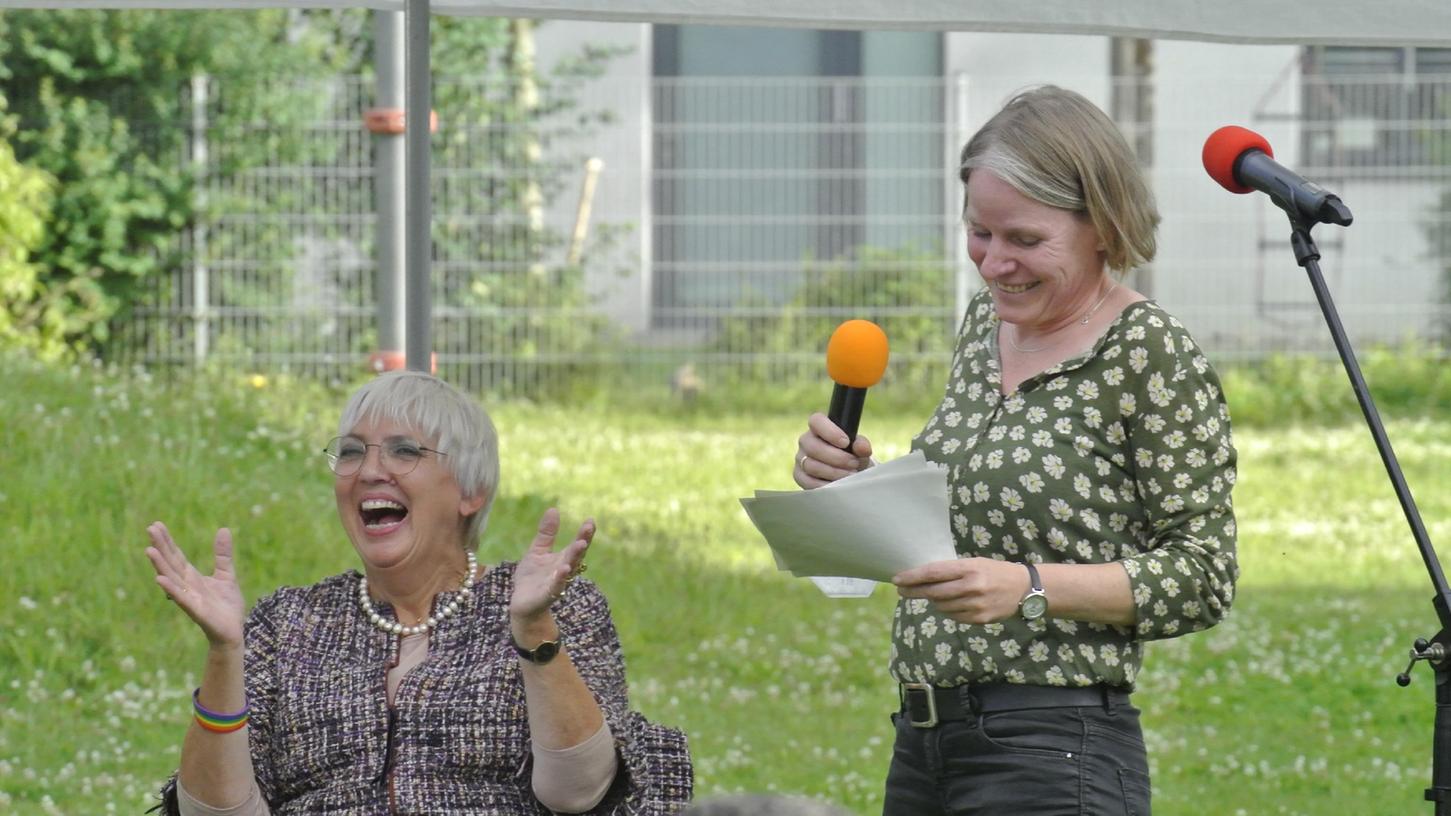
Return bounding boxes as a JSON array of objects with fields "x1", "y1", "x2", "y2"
[
  {"x1": 337, "y1": 370, "x2": 500, "y2": 550},
  {"x1": 959, "y1": 85, "x2": 1160, "y2": 274}
]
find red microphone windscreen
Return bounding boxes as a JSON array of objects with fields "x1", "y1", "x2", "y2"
[
  {"x1": 1202, "y1": 125, "x2": 1273, "y2": 195},
  {"x1": 826, "y1": 320, "x2": 889, "y2": 389}
]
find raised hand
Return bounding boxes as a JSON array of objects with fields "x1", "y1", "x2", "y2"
[
  {"x1": 145, "y1": 522, "x2": 246, "y2": 649},
  {"x1": 509, "y1": 507, "x2": 593, "y2": 626}
]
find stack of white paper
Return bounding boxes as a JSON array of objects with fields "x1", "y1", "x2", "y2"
[{"x1": 739, "y1": 451, "x2": 958, "y2": 594}]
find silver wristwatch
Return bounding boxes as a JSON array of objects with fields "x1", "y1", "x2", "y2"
[{"x1": 1018, "y1": 561, "x2": 1048, "y2": 620}]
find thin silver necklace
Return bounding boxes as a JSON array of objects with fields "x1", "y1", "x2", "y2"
[{"x1": 1006, "y1": 280, "x2": 1120, "y2": 354}]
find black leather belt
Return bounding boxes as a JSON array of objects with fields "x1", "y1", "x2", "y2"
[{"x1": 899, "y1": 682, "x2": 1131, "y2": 728}]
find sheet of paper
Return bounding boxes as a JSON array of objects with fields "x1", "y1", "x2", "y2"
[{"x1": 740, "y1": 451, "x2": 957, "y2": 583}]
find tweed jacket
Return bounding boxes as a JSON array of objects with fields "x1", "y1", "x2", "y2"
[{"x1": 154, "y1": 563, "x2": 692, "y2": 815}]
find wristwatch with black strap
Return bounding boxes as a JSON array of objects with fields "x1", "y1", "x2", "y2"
[
  {"x1": 1018, "y1": 561, "x2": 1048, "y2": 620},
  {"x1": 511, "y1": 633, "x2": 562, "y2": 665}
]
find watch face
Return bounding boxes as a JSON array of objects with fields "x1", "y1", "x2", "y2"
[
  {"x1": 1021, "y1": 594, "x2": 1048, "y2": 620},
  {"x1": 532, "y1": 641, "x2": 560, "y2": 663}
]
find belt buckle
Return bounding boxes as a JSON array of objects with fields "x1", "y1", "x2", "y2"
[{"x1": 901, "y1": 682, "x2": 938, "y2": 728}]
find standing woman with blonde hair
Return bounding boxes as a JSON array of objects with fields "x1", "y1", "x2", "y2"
[{"x1": 794, "y1": 86, "x2": 1237, "y2": 814}]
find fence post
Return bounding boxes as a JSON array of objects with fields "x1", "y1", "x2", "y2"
[
  {"x1": 951, "y1": 72, "x2": 971, "y2": 329},
  {"x1": 190, "y1": 73, "x2": 210, "y2": 366}
]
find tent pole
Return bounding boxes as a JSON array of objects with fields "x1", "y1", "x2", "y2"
[
  {"x1": 404, "y1": 0, "x2": 433, "y2": 372},
  {"x1": 372, "y1": 10, "x2": 406, "y2": 372}
]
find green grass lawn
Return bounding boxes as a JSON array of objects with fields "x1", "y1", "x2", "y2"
[{"x1": 3, "y1": 355, "x2": 1451, "y2": 814}]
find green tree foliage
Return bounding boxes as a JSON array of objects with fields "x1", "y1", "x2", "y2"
[
  {"x1": 0, "y1": 90, "x2": 56, "y2": 357},
  {"x1": 0, "y1": 9, "x2": 359, "y2": 355}
]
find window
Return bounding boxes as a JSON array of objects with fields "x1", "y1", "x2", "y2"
[{"x1": 1302, "y1": 46, "x2": 1451, "y2": 171}]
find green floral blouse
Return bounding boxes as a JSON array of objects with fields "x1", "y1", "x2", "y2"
[{"x1": 891, "y1": 287, "x2": 1238, "y2": 690}]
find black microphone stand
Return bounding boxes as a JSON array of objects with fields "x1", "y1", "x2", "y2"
[{"x1": 1282, "y1": 213, "x2": 1451, "y2": 813}]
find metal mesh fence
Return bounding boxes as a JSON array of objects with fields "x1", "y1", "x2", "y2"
[{"x1": 108, "y1": 68, "x2": 1451, "y2": 397}]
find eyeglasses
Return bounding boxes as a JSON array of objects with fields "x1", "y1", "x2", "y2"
[{"x1": 323, "y1": 436, "x2": 447, "y2": 477}]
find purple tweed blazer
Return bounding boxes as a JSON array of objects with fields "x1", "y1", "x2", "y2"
[{"x1": 154, "y1": 562, "x2": 692, "y2": 815}]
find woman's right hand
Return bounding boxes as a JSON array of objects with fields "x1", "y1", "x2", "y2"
[
  {"x1": 145, "y1": 522, "x2": 246, "y2": 649},
  {"x1": 794, "y1": 412, "x2": 874, "y2": 490}
]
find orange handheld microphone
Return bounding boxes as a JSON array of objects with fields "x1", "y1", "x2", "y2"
[{"x1": 825, "y1": 320, "x2": 889, "y2": 449}]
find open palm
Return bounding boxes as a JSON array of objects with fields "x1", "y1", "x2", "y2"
[
  {"x1": 510, "y1": 508, "x2": 593, "y2": 623},
  {"x1": 145, "y1": 522, "x2": 246, "y2": 648}
]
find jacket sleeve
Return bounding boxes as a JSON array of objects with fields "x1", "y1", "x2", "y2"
[
  {"x1": 551, "y1": 580, "x2": 693, "y2": 815},
  {"x1": 1120, "y1": 315, "x2": 1239, "y2": 640},
  {"x1": 152, "y1": 592, "x2": 287, "y2": 815}
]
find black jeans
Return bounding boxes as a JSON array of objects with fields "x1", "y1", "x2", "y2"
[{"x1": 882, "y1": 695, "x2": 1151, "y2": 816}]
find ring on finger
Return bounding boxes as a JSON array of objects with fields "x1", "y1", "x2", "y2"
[{"x1": 798, "y1": 453, "x2": 809, "y2": 470}]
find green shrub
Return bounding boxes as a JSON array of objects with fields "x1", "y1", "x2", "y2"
[
  {"x1": 713, "y1": 243, "x2": 957, "y2": 394},
  {"x1": 0, "y1": 91, "x2": 57, "y2": 358}
]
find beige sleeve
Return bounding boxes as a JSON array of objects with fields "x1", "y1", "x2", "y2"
[
  {"x1": 531, "y1": 720, "x2": 618, "y2": 814},
  {"x1": 176, "y1": 778, "x2": 271, "y2": 816}
]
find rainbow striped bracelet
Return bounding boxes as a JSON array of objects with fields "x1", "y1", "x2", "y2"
[{"x1": 192, "y1": 688, "x2": 250, "y2": 734}]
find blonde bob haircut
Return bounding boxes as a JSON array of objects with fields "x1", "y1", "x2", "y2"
[
  {"x1": 337, "y1": 370, "x2": 500, "y2": 550},
  {"x1": 959, "y1": 85, "x2": 1160, "y2": 274}
]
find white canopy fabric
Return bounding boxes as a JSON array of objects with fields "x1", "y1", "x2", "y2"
[{"x1": 2, "y1": 0, "x2": 1450, "y2": 47}]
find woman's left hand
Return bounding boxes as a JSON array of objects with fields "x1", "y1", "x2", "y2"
[
  {"x1": 510, "y1": 507, "x2": 594, "y2": 626},
  {"x1": 893, "y1": 557, "x2": 1032, "y2": 625}
]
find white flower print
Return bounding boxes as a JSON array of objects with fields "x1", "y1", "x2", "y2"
[
  {"x1": 1020, "y1": 472, "x2": 1046, "y2": 493},
  {"x1": 1161, "y1": 577, "x2": 1181, "y2": 597},
  {"x1": 944, "y1": 411, "x2": 962, "y2": 427},
  {"x1": 1032, "y1": 429, "x2": 1054, "y2": 447},
  {"x1": 985, "y1": 449, "x2": 1004, "y2": 468},
  {"x1": 1083, "y1": 406, "x2": 1103, "y2": 428},
  {"x1": 1054, "y1": 417, "x2": 1074, "y2": 435},
  {"x1": 1054, "y1": 395, "x2": 1074, "y2": 411},
  {"x1": 1012, "y1": 446, "x2": 1032, "y2": 464},
  {"x1": 1165, "y1": 429, "x2": 1187, "y2": 449},
  {"x1": 1008, "y1": 425, "x2": 1026, "y2": 441},
  {"x1": 1029, "y1": 641, "x2": 1050, "y2": 662},
  {"x1": 1129, "y1": 346, "x2": 1149, "y2": 373},
  {"x1": 1049, "y1": 498, "x2": 1073, "y2": 521},
  {"x1": 1077, "y1": 381, "x2": 1100, "y2": 400},
  {"x1": 1119, "y1": 393, "x2": 1137, "y2": 417},
  {"x1": 1043, "y1": 455, "x2": 1067, "y2": 478},
  {"x1": 1047, "y1": 528, "x2": 1070, "y2": 551},
  {"x1": 1175, "y1": 404, "x2": 1194, "y2": 423},
  {"x1": 974, "y1": 482, "x2": 990, "y2": 502},
  {"x1": 986, "y1": 509, "x2": 1006, "y2": 526},
  {"x1": 934, "y1": 638, "x2": 957, "y2": 664},
  {"x1": 1000, "y1": 639, "x2": 1023, "y2": 658},
  {"x1": 925, "y1": 429, "x2": 943, "y2": 445},
  {"x1": 967, "y1": 636, "x2": 989, "y2": 654},
  {"x1": 1073, "y1": 473, "x2": 1092, "y2": 498},
  {"x1": 941, "y1": 438, "x2": 962, "y2": 455},
  {"x1": 1103, "y1": 366, "x2": 1125, "y2": 386},
  {"x1": 1079, "y1": 508, "x2": 1101, "y2": 531},
  {"x1": 1027, "y1": 406, "x2": 1048, "y2": 423},
  {"x1": 1142, "y1": 414, "x2": 1166, "y2": 433},
  {"x1": 920, "y1": 617, "x2": 939, "y2": 639},
  {"x1": 1106, "y1": 423, "x2": 1126, "y2": 444},
  {"x1": 1000, "y1": 487, "x2": 1025, "y2": 511}
]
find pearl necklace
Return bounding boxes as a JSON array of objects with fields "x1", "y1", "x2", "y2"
[
  {"x1": 1007, "y1": 280, "x2": 1120, "y2": 354},
  {"x1": 357, "y1": 551, "x2": 479, "y2": 637}
]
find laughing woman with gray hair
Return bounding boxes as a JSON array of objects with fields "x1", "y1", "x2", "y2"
[{"x1": 146, "y1": 370, "x2": 692, "y2": 815}]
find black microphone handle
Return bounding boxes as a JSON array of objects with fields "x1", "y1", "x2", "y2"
[{"x1": 828, "y1": 383, "x2": 868, "y2": 450}]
